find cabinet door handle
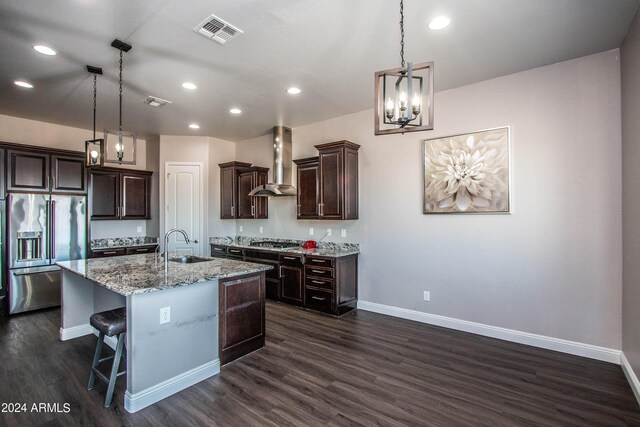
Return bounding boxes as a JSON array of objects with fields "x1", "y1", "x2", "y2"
[
  {"x1": 279, "y1": 266, "x2": 283, "y2": 277},
  {"x1": 231, "y1": 206, "x2": 235, "y2": 216},
  {"x1": 121, "y1": 205, "x2": 125, "y2": 217},
  {"x1": 251, "y1": 205, "x2": 255, "y2": 216},
  {"x1": 103, "y1": 251, "x2": 118, "y2": 255},
  {"x1": 312, "y1": 270, "x2": 325, "y2": 274},
  {"x1": 311, "y1": 296, "x2": 326, "y2": 301},
  {"x1": 296, "y1": 205, "x2": 301, "y2": 216},
  {"x1": 283, "y1": 256, "x2": 297, "y2": 260},
  {"x1": 312, "y1": 280, "x2": 325, "y2": 285},
  {"x1": 311, "y1": 259, "x2": 325, "y2": 263},
  {"x1": 116, "y1": 206, "x2": 120, "y2": 217},
  {"x1": 213, "y1": 248, "x2": 224, "y2": 251},
  {"x1": 135, "y1": 248, "x2": 148, "y2": 252}
]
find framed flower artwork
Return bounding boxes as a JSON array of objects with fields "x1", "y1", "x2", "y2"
[{"x1": 423, "y1": 127, "x2": 510, "y2": 214}]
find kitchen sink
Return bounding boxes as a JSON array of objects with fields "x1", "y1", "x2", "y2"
[{"x1": 169, "y1": 255, "x2": 212, "y2": 264}]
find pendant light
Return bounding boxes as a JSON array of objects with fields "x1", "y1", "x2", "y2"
[
  {"x1": 374, "y1": 0, "x2": 434, "y2": 135},
  {"x1": 111, "y1": 39, "x2": 132, "y2": 163},
  {"x1": 85, "y1": 65, "x2": 104, "y2": 167}
]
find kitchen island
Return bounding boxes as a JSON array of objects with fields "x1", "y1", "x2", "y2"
[{"x1": 56, "y1": 253, "x2": 271, "y2": 413}]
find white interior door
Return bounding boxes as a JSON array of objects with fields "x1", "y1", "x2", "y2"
[{"x1": 165, "y1": 163, "x2": 202, "y2": 255}]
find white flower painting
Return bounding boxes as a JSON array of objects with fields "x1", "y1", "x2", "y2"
[{"x1": 423, "y1": 127, "x2": 510, "y2": 214}]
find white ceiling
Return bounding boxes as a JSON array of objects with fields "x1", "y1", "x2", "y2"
[{"x1": 0, "y1": 0, "x2": 638, "y2": 142}]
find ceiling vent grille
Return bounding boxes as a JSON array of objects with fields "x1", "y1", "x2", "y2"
[
  {"x1": 144, "y1": 96, "x2": 172, "y2": 107},
  {"x1": 194, "y1": 14, "x2": 243, "y2": 45}
]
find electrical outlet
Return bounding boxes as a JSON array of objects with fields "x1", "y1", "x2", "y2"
[
  {"x1": 309, "y1": 227, "x2": 314, "y2": 236},
  {"x1": 423, "y1": 291, "x2": 431, "y2": 301},
  {"x1": 341, "y1": 228, "x2": 347, "y2": 238},
  {"x1": 160, "y1": 307, "x2": 171, "y2": 324},
  {"x1": 136, "y1": 226, "x2": 142, "y2": 233},
  {"x1": 259, "y1": 226, "x2": 264, "y2": 234},
  {"x1": 326, "y1": 228, "x2": 332, "y2": 237},
  {"x1": 239, "y1": 225, "x2": 243, "y2": 232}
]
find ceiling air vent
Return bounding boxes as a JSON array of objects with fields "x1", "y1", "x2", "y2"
[
  {"x1": 144, "y1": 96, "x2": 172, "y2": 107},
  {"x1": 194, "y1": 14, "x2": 243, "y2": 45}
]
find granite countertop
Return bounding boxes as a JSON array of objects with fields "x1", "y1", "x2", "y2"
[
  {"x1": 91, "y1": 237, "x2": 159, "y2": 250},
  {"x1": 209, "y1": 237, "x2": 359, "y2": 258},
  {"x1": 57, "y1": 253, "x2": 272, "y2": 296}
]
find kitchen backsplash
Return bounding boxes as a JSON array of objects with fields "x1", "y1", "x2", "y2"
[
  {"x1": 209, "y1": 236, "x2": 359, "y2": 252},
  {"x1": 91, "y1": 236, "x2": 159, "y2": 249}
]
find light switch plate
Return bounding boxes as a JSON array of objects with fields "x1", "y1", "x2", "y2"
[
  {"x1": 423, "y1": 291, "x2": 431, "y2": 301},
  {"x1": 239, "y1": 225, "x2": 243, "y2": 232},
  {"x1": 259, "y1": 226, "x2": 264, "y2": 234},
  {"x1": 136, "y1": 226, "x2": 142, "y2": 233},
  {"x1": 309, "y1": 227, "x2": 314, "y2": 236},
  {"x1": 326, "y1": 228, "x2": 332, "y2": 237},
  {"x1": 341, "y1": 228, "x2": 347, "y2": 238}
]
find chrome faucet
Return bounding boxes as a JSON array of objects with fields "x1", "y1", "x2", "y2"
[{"x1": 163, "y1": 228, "x2": 198, "y2": 274}]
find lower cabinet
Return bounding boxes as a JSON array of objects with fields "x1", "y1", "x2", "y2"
[
  {"x1": 210, "y1": 244, "x2": 358, "y2": 316},
  {"x1": 279, "y1": 254, "x2": 304, "y2": 306},
  {"x1": 219, "y1": 272, "x2": 266, "y2": 365}
]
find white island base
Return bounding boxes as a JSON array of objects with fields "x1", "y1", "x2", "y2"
[{"x1": 59, "y1": 270, "x2": 220, "y2": 413}]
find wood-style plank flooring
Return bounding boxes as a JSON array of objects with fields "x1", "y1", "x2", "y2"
[{"x1": 1, "y1": 301, "x2": 639, "y2": 426}]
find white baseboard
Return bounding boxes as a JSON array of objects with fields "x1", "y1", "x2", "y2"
[
  {"x1": 357, "y1": 301, "x2": 621, "y2": 364},
  {"x1": 124, "y1": 359, "x2": 220, "y2": 413},
  {"x1": 621, "y1": 353, "x2": 640, "y2": 405},
  {"x1": 59, "y1": 324, "x2": 93, "y2": 341}
]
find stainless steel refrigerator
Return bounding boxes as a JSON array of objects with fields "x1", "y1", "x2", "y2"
[{"x1": 8, "y1": 193, "x2": 86, "y2": 314}]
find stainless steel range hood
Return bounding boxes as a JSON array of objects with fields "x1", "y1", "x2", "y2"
[{"x1": 249, "y1": 126, "x2": 297, "y2": 197}]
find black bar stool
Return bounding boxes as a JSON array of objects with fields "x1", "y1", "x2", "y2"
[{"x1": 87, "y1": 307, "x2": 127, "y2": 407}]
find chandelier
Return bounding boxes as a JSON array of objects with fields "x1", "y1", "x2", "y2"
[
  {"x1": 375, "y1": 0, "x2": 434, "y2": 135},
  {"x1": 112, "y1": 39, "x2": 132, "y2": 163},
  {"x1": 85, "y1": 65, "x2": 104, "y2": 167}
]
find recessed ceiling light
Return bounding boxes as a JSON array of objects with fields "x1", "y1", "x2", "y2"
[
  {"x1": 229, "y1": 108, "x2": 242, "y2": 114},
  {"x1": 182, "y1": 82, "x2": 197, "y2": 90},
  {"x1": 33, "y1": 45, "x2": 56, "y2": 56},
  {"x1": 189, "y1": 123, "x2": 200, "y2": 129},
  {"x1": 429, "y1": 16, "x2": 450, "y2": 30},
  {"x1": 14, "y1": 80, "x2": 33, "y2": 88},
  {"x1": 287, "y1": 87, "x2": 301, "y2": 95}
]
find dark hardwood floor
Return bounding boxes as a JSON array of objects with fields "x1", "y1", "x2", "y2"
[{"x1": 1, "y1": 301, "x2": 639, "y2": 426}]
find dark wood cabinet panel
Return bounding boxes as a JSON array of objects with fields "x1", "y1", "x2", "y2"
[
  {"x1": 305, "y1": 254, "x2": 357, "y2": 316},
  {"x1": 0, "y1": 149, "x2": 5, "y2": 197},
  {"x1": 237, "y1": 171, "x2": 255, "y2": 219},
  {"x1": 219, "y1": 162, "x2": 267, "y2": 220},
  {"x1": 219, "y1": 161, "x2": 250, "y2": 219},
  {"x1": 7, "y1": 150, "x2": 50, "y2": 192},
  {"x1": 89, "y1": 168, "x2": 151, "y2": 220},
  {"x1": 219, "y1": 273, "x2": 265, "y2": 365},
  {"x1": 294, "y1": 157, "x2": 319, "y2": 219},
  {"x1": 91, "y1": 248, "x2": 126, "y2": 258},
  {"x1": 294, "y1": 141, "x2": 359, "y2": 220},
  {"x1": 51, "y1": 155, "x2": 86, "y2": 193},
  {"x1": 89, "y1": 170, "x2": 119, "y2": 219},
  {"x1": 281, "y1": 264, "x2": 304, "y2": 305},
  {"x1": 305, "y1": 287, "x2": 334, "y2": 313},
  {"x1": 121, "y1": 173, "x2": 149, "y2": 219}
]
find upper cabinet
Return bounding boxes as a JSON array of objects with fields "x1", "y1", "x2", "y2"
[
  {"x1": 293, "y1": 157, "x2": 319, "y2": 219},
  {"x1": 0, "y1": 149, "x2": 5, "y2": 198},
  {"x1": 219, "y1": 162, "x2": 268, "y2": 219},
  {"x1": 89, "y1": 168, "x2": 152, "y2": 220},
  {"x1": 295, "y1": 140, "x2": 360, "y2": 220},
  {"x1": 7, "y1": 149, "x2": 86, "y2": 194}
]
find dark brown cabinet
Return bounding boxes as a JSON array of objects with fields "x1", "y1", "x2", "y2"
[
  {"x1": 245, "y1": 249, "x2": 280, "y2": 300},
  {"x1": 305, "y1": 254, "x2": 358, "y2": 315},
  {"x1": 7, "y1": 149, "x2": 86, "y2": 194},
  {"x1": 219, "y1": 272, "x2": 266, "y2": 364},
  {"x1": 219, "y1": 162, "x2": 268, "y2": 219},
  {"x1": 51, "y1": 155, "x2": 86, "y2": 193},
  {"x1": 294, "y1": 157, "x2": 319, "y2": 219},
  {"x1": 0, "y1": 149, "x2": 5, "y2": 197},
  {"x1": 219, "y1": 161, "x2": 250, "y2": 219},
  {"x1": 89, "y1": 168, "x2": 152, "y2": 220},
  {"x1": 294, "y1": 141, "x2": 359, "y2": 220},
  {"x1": 280, "y1": 254, "x2": 304, "y2": 305},
  {"x1": 237, "y1": 167, "x2": 268, "y2": 219}
]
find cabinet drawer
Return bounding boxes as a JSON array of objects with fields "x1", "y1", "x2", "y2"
[
  {"x1": 305, "y1": 288, "x2": 334, "y2": 313},
  {"x1": 245, "y1": 257, "x2": 280, "y2": 280},
  {"x1": 244, "y1": 249, "x2": 279, "y2": 261},
  {"x1": 92, "y1": 248, "x2": 126, "y2": 258},
  {"x1": 305, "y1": 266, "x2": 333, "y2": 279},
  {"x1": 305, "y1": 256, "x2": 333, "y2": 268},
  {"x1": 227, "y1": 248, "x2": 244, "y2": 257},
  {"x1": 211, "y1": 245, "x2": 228, "y2": 256},
  {"x1": 305, "y1": 277, "x2": 334, "y2": 290},
  {"x1": 280, "y1": 254, "x2": 304, "y2": 267},
  {"x1": 126, "y1": 245, "x2": 157, "y2": 255}
]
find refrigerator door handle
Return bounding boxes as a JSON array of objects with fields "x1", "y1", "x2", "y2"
[{"x1": 50, "y1": 200, "x2": 56, "y2": 260}]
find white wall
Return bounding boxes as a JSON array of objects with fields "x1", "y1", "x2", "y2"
[
  {"x1": 236, "y1": 49, "x2": 623, "y2": 349},
  {"x1": 622, "y1": 8, "x2": 640, "y2": 375},
  {"x1": 0, "y1": 114, "x2": 152, "y2": 238},
  {"x1": 159, "y1": 135, "x2": 236, "y2": 254}
]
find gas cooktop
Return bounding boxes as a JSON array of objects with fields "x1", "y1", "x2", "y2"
[{"x1": 248, "y1": 240, "x2": 300, "y2": 249}]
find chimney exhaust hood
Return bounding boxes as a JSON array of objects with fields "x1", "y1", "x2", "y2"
[{"x1": 249, "y1": 126, "x2": 297, "y2": 197}]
